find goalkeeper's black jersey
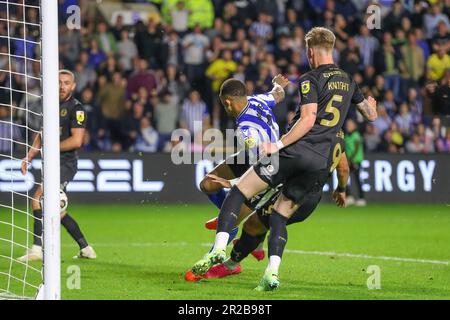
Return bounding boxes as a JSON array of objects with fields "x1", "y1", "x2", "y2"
[
  {"x1": 59, "y1": 97, "x2": 86, "y2": 163},
  {"x1": 281, "y1": 64, "x2": 364, "y2": 160}
]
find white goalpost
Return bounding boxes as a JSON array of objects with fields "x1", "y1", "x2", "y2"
[{"x1": 0, "y1": 0, "x2": 60, "y2": 300}]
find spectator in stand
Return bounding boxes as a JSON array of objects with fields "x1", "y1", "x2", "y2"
[
  {"x1": 381, "y1": 89, "x2": 397, "y2": 116},
  {"x1": 427, "y1": 45, "x2": 450, "y2": 82},
  {"x1": 373, "y1": 106, "x2": 392, "y2": 135},
  {"x1": 395, "y1": 103, "x2": 413, "y2": 136},
  {"x1": 374, "y1": 32, "x2": 402, "y2": 99},
  {"x1": 416, "y1": 123, "x2": 435, "y2": 153},
  {"x1": 424, "y1": 4, "x2": 450, "y2": 39},
  {"x1": 110, "y1": 15, "x2": 125, "y2": 41},
  {"x1": 344, "y1": 119, "x2": 366, "y2": 207},
  {"x1": 249, "y1": 13, "x2": 273, "y2": 42},
  {"x1": 153, "y1": 90, "x2": 180, "y2": 151},
  {"x1": 93, "y1": 22, "x2": 118, "y2": 56},
  {"x1": 182, "y1": 24, "x2": 210, "y2": 87},
  {"x1": 170, "y1": 1, "x2": 190, "y2": 35},
  {"x1": 134, "y1": 19, "x2": 163, "y2": 69},
  {"x1": 399, "y1": 31, "x2": 425, "y2": 100},
  {"x1": 97, "y1": 72, "x2": 127, "y2": 149},
  {"x1": 162, "y1": 30, "x2": 184, "y2": 69},
  {"x1": 436, "y1": 128, "x2": 450, "y2": 152},
  {"x1": 127, "y1": 59, "x2": 157, "y2": 100},
  {"x1": 86, "y1": 39, "x2": 107, "y2": 69},
  {"x1": 117, "y1": 30, "x2": 138, "y2": 73},
  {"x1": 437, "y1": 70, "x2": 450, "y2": 116},
  {"x1": 74, "y1": 51, "x2": 97, "y2": 94},
  {"x1": 364, "y1": 123, "x2": 381, "y2": 152},
  {"x1": 432, "y1": 21, "x2": 450, "y2": 52},
  {"x1": 180, "y1": 90, "x2": 210, "y2": 139},
  {"x1": 340, "y1": 37, "x2": 361, "y2": 76},
  {"x1": 355, "y1": 25, "x2": 379, "y2": 68},
  {"x1": 405, "y1": 132, "x2": 425, "y2": 153},
  {"x1": 135, "y1": 117, "x2": 159, "y2": 153},
  {"x1": 80, "y1": 87, "x2": 102, "y2": 148}
]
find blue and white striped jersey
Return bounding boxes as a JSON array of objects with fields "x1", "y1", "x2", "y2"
[{"x1": 236, "y1": 93, "x2": 280, "y2": 152}]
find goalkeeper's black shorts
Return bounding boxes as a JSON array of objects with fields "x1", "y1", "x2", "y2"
[{"x1": 60, "y1": 158, "x2": 77, "y2": 191}]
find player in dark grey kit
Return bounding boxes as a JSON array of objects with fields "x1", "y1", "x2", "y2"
[
  {"x1": 18, "y1": 70, "x2": 96, "y2": 262},
  {"x1": 191, "y1": 27, "x2": 377, "y2": 291}
]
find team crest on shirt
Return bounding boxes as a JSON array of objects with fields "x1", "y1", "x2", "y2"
[
  {"x1": 60, "y1": 108, "x2": 67, "y2": 117},
  {"x1": 245, "y1": 136, "x2": 256, "y2": 149},
  {"x1": 301, "y1": 80, "x2": 310, "y2": 94},
  {"x1": 76, "y1": 111, "x2": 85, "y2": 124}
]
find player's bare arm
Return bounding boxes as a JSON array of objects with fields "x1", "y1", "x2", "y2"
[
  {"x1": 356, "y1": 96, "x2": 378, "y2": 122},
  {"x1": 270, "y1": 74, "x2": 289, "y2": 103},
  {"x1": 60, "y1": 128, "x2": 85, "y2": 152},
  {"x1": 262, "y1": 103, "x2": 318, "y2": 155},
  {"x1": 333, "y1": 153, "x2": 350, "y2": 208},
  {"x1": 21, "y1": 134, "x2": 42, "y2": 175}
]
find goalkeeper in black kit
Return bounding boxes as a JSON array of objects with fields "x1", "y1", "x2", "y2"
[{"x1": 18, "y1": 70, "x2": 96, "y2": 262}]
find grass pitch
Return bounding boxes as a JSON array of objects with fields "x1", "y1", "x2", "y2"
[{"x1": 1, "y1": 203, "x2": 449, "y2": 300}]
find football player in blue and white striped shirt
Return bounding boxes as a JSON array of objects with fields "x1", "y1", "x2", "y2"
[{"x1": 185, "y1": 75, "x2": 289, "y2": 282}]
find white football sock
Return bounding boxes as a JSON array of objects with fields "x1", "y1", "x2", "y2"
[
  {"x1": 214, "y1": 232, "x2": 230, "y2": 251},
  {"x1": 266, "y1": 255, "x2": 281, "y2": 275}
]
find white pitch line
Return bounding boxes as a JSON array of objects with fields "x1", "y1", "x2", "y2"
[
  {"x1": 61, "y1": 242, "x2": 449, "y2": 266},
  {"x1": 282, "y1": 249, "x2": 450, "y2": 266}
]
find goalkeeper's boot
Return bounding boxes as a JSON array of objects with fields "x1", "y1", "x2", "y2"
[
  {"x1": 254, "y1": 271, "x2": 280, "y2": 292},
  {"x1": 191, "y1": 248, "x2": 226, "y2": 276},
  {"x1": 17, "y1": 245, "x2": 43, "y2": 262},
  {"x1": 204, "y1": 263, "x2": 241, "y2": 279},
  {"x1": 74, "y1": 245, "x2": 97, "y2": 259}
]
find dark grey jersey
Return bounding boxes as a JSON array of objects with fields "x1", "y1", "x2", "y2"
[
  {"x1": 59, "y1": 97, "x2": 86, "y2": 163},
  {"x1": 281, "y1": 64, "x2": 364, "y2": 161}
]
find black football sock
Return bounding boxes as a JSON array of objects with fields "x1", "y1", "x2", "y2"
[
  {"x1": 268, "y1": 210, "x2": 289, "y2": 258},
  {"x1": 217, "y1": 186, "x2": 247, "y2": 234},
  {"x1": 231, "y1": 231, "x2": 266, "y2": 263},
  {"x1": 61, "y1": 214, "x2": 88, "y2": 249},
  {"x1": 33, "y1": 209, "x2": 43, "y2": 246}
]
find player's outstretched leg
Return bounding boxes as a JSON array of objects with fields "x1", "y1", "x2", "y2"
[
  {"x1": 255, "y1": 210, "x2": 288, "y2": 291},
  {"x1": 61, "y1": 213, "x2": 96, "y2": 259},
  {"x1": 206, "y1": 230, "x2": 266, "y2": 279},
  {"x1": 191, "y1": 186, "x2": 247, "y2": 275}
]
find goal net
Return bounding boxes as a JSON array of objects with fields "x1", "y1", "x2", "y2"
[{"x1": 0, "y1": 0, "x2": 60, "y2": 300}]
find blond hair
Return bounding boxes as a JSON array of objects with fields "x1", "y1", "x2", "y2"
[
  {"x1": 305, "y1": 27, "x2": 336, "y2": 52},
  {"x1": 59, "y1": 69, "x2": 75, "y2": 81}
]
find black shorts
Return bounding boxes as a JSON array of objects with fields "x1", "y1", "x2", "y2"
[
  {"x1": 253, "y1": 149, "x2": 328, "y2": 204},
  {"x1": 256, "y1": 191, "x2": 323, "y2": 229},
  {"x1": 60, "y1": 160, "x2": 77, "y2": 191}
]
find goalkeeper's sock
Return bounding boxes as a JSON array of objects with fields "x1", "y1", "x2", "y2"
[
  {"x1": 206, "y1": 189, "x2": 227, "y2": 209},
  {"x1": 61, "y1": 214, "x2": 88, "y2": 250},
  {"x1": 33, "y1": 209, "x2": 43, "y2": 246},
  {"x1": 231, "y1": 230, "x2": 266, "y2": 264}
]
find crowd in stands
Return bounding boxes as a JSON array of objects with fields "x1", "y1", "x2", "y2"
[{"x1": 0, "y1": 0, "x2": 449, "y2": 154}]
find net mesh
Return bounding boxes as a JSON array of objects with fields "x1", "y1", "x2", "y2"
[{"x1": 0, "y1": 0, "x2": 43, "y2": 299}]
